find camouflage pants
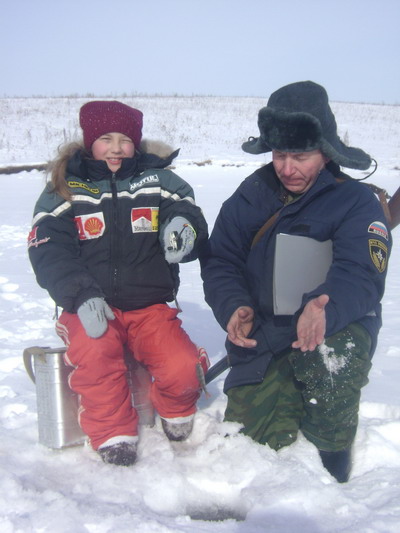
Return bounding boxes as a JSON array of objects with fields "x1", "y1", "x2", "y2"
[{"x1": 225, "y1": 323, "x2": 372, "y2": 452}]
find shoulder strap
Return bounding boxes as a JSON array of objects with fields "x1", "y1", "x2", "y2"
[
  {"x1": 363, "y1": 182, "x2": 392, "y2": 228},
  {"x1": 251, "y1": 209, "x2": 282, "y2": 248},
  {"x1": 335, "y1": 171, "x2": 392, "y2": 228}
]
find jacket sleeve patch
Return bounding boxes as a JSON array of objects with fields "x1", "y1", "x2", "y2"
[
  {"x1": 131, "y1": 207, "x2": 159, "y2": 233},
  {"x1": 74, "y1": 213, "x2": 106, "y2": 240},
  {"x1": 368, "y1": 221, "x2": 389, "y2": 241},
  {"x1": 369, "y1": 239, "x2": 388, "y2": 273},
  {"x1": 27, "y1": 226, "x2": 50, "y2": 249}
]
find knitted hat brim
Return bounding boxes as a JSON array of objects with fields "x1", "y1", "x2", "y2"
[{"x1": 79, "y1": 101, "x2": 143, "y2": 151}]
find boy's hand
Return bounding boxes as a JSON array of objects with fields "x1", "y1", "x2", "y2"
[
  {"x1": 162, "y1": 216, "x2": 196, "y2": 263},
  {"x1": 77, "y1": 297, "x2": 115, "y2": 338}
]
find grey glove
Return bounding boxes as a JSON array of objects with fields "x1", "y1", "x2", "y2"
[
  {"x1": 162, "y1": 216, "x2": 196, "y2": 263},
  {"x1": 77, "y1": 297, "x2": 115, "y2": 338}
]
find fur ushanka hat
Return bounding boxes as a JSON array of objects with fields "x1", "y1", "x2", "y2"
[{"x1": 242, "y1": 81, "x2": 371, "y2": 170}]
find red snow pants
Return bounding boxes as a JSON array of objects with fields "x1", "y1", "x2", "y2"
[{"x1": 56, "y1": 304, "x2": 201, "y2": 450}]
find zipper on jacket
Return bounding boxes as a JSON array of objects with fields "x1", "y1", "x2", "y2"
[{"x1": 110, "y1": 173, "x2": 119, "y2": 299}]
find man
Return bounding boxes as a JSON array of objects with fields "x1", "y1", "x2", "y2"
[{"x1": 201, "y1": 81, "x2": 391, "y2": 482}]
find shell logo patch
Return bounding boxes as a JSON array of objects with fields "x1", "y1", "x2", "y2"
[
  {"x1": 369, "y1": 239, "x2": 388, "y2": 273},
  {"x1": 74, "y1": 213, "x2": 105, "y2": 240},
  {"x1": 131, "y1": 207, "x2": 159, "y2": 233},
  {"x1": 368, "y1": 221, "x2": 389, "y2": 241}
]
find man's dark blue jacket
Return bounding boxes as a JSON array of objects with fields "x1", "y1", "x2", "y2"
[{"x1": 201, "y1": 162, "x2": 391, "y2": 391}]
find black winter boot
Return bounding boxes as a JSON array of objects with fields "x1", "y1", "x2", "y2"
[
  {"x1": 319, "y1": 448, "x2": 352, "y2": 483},
  {"x1": 98, "y1": 441, "x2": 138, "y2": 466},
  {"x1": 161, "y1": 417, "x2": 194, "y2": 442}
]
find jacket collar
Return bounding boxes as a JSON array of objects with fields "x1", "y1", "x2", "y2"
[
  {"x1": 66, "y1": 147, "x2": 179, "y2": 182},
  {"x1": 238, "y1": 161, "x2": 341, "y2": 211}
]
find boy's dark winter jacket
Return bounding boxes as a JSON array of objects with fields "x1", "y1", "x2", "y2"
[
  {"x1": 28, "y1": 145, "x2": 208, "y2": 313},
  {"x1": 201, "y1": 162, "x2": 391, "y2": 391}
]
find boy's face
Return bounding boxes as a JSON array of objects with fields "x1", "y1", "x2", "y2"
[
  {"x1": 91, "y1": 132, "x2": 135, "y2": 172},
  {"x1": 272, "y1": 149, "x2": 328, "y2": 194}
]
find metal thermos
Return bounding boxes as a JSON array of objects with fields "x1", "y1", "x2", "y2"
[
  {"x1": 23, "y1": 346, "x2": 85, "y2": 449},
  {"x1": 23, "y1": 346, "x2": 155, "y2": 449}
]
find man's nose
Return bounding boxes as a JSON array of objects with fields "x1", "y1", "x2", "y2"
[{"x1": 281, "y1": 158, "x2": 295, "y2": 176}]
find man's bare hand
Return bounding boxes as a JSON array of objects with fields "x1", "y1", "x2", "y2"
[
  {"x1": 292, "y1": 294, "x2": 329, "y2": 352},
  {"x1": 227, "y1": 306, "x2": 257, "y2": 348}
]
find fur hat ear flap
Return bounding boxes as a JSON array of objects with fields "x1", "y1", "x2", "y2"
[{"x1": 241, "y1": 135, "x2": 269, "y2": 154}]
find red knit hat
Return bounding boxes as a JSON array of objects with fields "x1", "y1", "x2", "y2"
[{"x1": 79, "y1": 100, "x2": 143, "y2": 151}]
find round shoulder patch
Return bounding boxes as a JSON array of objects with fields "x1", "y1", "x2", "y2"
[{"x1": 368, "y1": 221, "x2": 388, "y2": 241}]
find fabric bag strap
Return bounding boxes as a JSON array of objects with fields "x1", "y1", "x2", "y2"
[{"x1": 251, "y1": 209, "x2": 282, "y2": 248}]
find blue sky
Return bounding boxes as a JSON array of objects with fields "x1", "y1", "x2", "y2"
[{"x1": 1, "y1": 0, "x2": 399, "y2": 104}]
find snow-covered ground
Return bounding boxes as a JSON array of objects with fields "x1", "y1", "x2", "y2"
[{"x1": 0, "y1": 96, "x2": 400, "y2": 532}]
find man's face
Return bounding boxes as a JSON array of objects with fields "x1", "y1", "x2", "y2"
[{"x1": 272, "y1": 149, "x2": 328, "y2": 194}]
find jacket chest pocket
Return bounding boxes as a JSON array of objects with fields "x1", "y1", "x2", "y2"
[{"x1": 286, "y1": 217, "x2": 333, "y2": 241}]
